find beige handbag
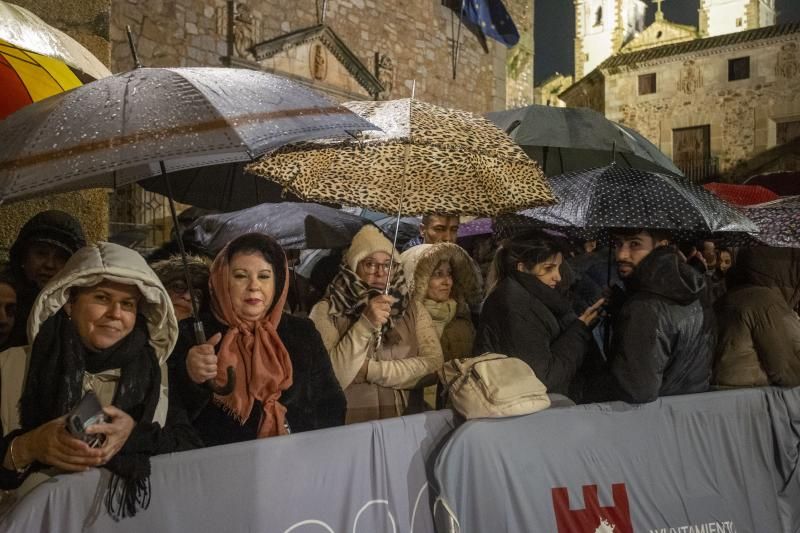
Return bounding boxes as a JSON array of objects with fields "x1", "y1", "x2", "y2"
[{"x1": 439, "y1": 353, "x2": 551, "y2": 419}]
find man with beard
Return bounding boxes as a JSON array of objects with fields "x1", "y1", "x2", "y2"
[
  {"x1": 402, "y1": 214, "x2": 460, "y2": 251},
  {"x1": 583, "y1": 229, "x2": 713, "y2": 403}
]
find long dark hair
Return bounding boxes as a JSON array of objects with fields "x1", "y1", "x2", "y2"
[{"x1": 486, "y1": 230, "x2": 564, "y2": 295}]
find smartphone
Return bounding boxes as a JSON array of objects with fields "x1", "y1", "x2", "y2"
[{"x1": 65, "y1": 391, "x2": 109, "y2": 448}]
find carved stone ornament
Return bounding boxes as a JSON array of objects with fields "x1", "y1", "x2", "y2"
[
  {"x1": 233, "y1": 4, "x2": 259, "y2": 58},
  {"x1": 375, "y1": 53, "x2": 394, "y2": 96},
  {"x1": 677, "y1": 60, "x2": 703, "y2": 95},
  {"x1": 775, "y1": 42, "x2": 799, "y2": 80},
  {"x1": 309, "y1": 43, "x2": 328, "y2": 81}
]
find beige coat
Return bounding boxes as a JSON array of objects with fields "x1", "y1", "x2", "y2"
[
  {"x1": 310, "y1": 299, "x2": 443, "y2": 424},
  {"x1": 0, "y1": 242, "x2": 178, "y2": 436}
]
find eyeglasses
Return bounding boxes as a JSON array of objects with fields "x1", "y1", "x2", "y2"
[
  {"x1": 166, "y1": 280, "x2": 204, "y2": 301},
  {"x1": 360, "y1": 260, "x2": 398, "y2": 275}
]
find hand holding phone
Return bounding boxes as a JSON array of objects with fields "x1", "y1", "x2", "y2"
[{"x1": 65, "y1": 392, "x2": 110, "y2": 449}]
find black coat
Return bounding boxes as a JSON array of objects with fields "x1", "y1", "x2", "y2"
[
  {"x1": 474, "y1": 272, "x2": 593, "y2": 397},
  {"x1": 170, "y1": 313, "x2": 346, "y2": 447},
  {"x1": 584, "y1": 247, "x2": 713, "y2": 403}
]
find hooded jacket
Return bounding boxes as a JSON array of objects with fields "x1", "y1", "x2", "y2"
[
  {"x1": 591, "y1": 246, "x2": 712, "y2": 403},
  {"x1": 399, "y1": 243, "x2": 481, "y2": 362},
  {"x1": 7, "y1": 210, "x2": 86, "y2": 347},
  {"x1": 713, "y1": 247, "x2": 800, "y2": 388},
  {"x1": 1, "y1": 242, "x2": 178, "y2": 434}
]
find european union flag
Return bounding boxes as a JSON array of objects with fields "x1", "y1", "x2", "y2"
[{"x1": 460, "y1": 0, "x2": 520, "y2": 48}]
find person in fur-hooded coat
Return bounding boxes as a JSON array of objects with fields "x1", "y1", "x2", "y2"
[{"x1": 399, "y1": 243, "x2": 481, "y2": 363}]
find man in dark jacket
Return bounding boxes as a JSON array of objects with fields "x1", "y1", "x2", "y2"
[{"x1": 584, "y1": 229, "x2": 713, "y2": 403}]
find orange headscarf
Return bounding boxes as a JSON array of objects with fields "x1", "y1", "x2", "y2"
[{"x1": 208, "y1": 237, "x2": 293, "y2": 438}]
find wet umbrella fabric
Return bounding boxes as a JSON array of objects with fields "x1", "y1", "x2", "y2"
[
  {"x1": 703, "y1": 182, "x2": 779, "y2": 206},
  {"x1": 0, "y1": 67, "x2": 378, "y2": 203},
  {"x1": 184, "y1": 202, "x2": 370, "y2": 255},
  {"x1": 741, "y1": 196, "x2": 800, "y2": 248},
  {"x1": 486, "y1": 104, "x2": 683, "y2": 177},
  {"x1": 247, "y1": 98, "x2": 554, "y2": 217},
  {"x1": 514, "y1": 164, "x2": 757, "y2": 239}
]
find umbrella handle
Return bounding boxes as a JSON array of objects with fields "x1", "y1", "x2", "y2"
[{"x1": 193, "y1": 320, "x2": 237, "y2": 396}]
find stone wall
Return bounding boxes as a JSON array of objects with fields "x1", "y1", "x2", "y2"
[
  {"x1": 0, "y1": 0, "x2": 111, "y2": 255},
  {"x1": 604, "y1": 33, "x2": 800, "y2": 176},
  {"x1": 505, "y1": 0, "x2": 534, "y2": 109},
  {"x1": 111, "y1": 0, "x2": 525, "y2": 113}
]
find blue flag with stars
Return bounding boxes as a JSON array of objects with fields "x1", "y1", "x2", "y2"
[{"x1": 460, "y1": 0, "x2": 520, "y2": 48}]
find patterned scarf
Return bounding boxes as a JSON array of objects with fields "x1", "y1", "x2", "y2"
[
  {"x1": 323, "y1": 263, "x2": 409, "y2": 335},
  {"x1": 209, "y1": 245, "x2": 293, "y2": 439}
]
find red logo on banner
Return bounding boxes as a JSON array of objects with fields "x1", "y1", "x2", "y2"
[{"x1": 552, "y1": 484, "x2": 633, "y2": 533}]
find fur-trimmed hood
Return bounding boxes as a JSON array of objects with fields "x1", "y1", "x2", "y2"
[
  {"x1": 399, "y1": 243, "x2": 482, "y2": 306},
  {"x1": 28, "y1": 242, "x2": 178, "y2": 365},
  {"x1": 150, "y1": 254, "x2": 210, "y2": 295}
]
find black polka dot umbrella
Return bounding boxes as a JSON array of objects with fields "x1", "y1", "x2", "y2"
[{"x1": 509, "y1": 164, "x2": 758, "y2": 242}]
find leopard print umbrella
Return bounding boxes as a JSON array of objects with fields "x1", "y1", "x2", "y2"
[{"x1": 246, "y1": 99, "x2": 554, "y2": 217}]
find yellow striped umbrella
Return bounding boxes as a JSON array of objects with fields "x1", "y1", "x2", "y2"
[
  {"x1": 0, "y1": 1, "x2": 111, "y2": 119},
  {"x1": 0, "y1": 38, "x2": 84, "y2": 118}
]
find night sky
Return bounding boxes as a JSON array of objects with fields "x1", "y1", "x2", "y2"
[{"x1": 533, "y1": 0, "x2": 800, "y2": 84}]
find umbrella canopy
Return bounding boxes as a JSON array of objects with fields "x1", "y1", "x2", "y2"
[
  {"x1": 0, "y1": 1, "x2": 111, "y2": 80},
  {"x1": 0, "y1": 67, "x2": 378, "y2": 204},
  {"x1": 703, "y1": 182, "x2": 779, "y2": 206},
  {"x1": 247, "y1": 98, "x2": 555, "y2": 217},
  {"x1": 514, "y1": 164, "x2": 757, "y2": 240},
  {"x1": 139, "y1": 162, "x2": 304, "y2": 211},
  {"x1": 741, "y1": 196, "x2": 800, "y2": 248},
  {"x1": 184, "y1": 202, "x2": 370, "y2": 255},
  {"x1": 744, "y1": 170, "x2": 800, "y2": 197},
  {"x1": 0, "y1": 2, "x2": 111, "y2": 119},
  {"x1": 486, "y1": 104, "x2": 683, "y2": 177},
  {"x1": 458, "y1": 217, "x2": 493, "y2": 238}
]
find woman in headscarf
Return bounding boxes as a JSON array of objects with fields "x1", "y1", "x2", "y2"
[
  {"x1": 174, "y1": 233, "x2": 345, "y2": 446},
  {"x1": 309, "y1": 225, "x2": 443, "y2": 424},
  {"x1": 0, "y1": 242, "x2": 201, "y2": 519},
  {"x1": 713, "y1": 246, "x2": 800, "y2": 388},
  {"x1": 7, "y1": 210, "x2": 86, "y2": 347},
  {"x1": 475, "y1": 231, "x2": 604, "y2": 400}
]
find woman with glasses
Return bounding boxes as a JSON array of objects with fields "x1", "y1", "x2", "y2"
[
  {"x1": 167, "y1": 233, "x2": 346, "y2": 446},
  {"x1": 310, "y1": 225, "x2": 443, "y2": 424}
]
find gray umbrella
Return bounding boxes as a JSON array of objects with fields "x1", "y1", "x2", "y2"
[
  {"x1": 184, "y1": 202, "x2": 370, "y2": 255},
  {"x1": 0, "y1": 66, "x2": 377, "y2": 394},
  {"x1": 0, "y1": 67, "x2": 377, "y2": 203},
  {"x1": 486, "y1": 104, "x2": 683, "y2": 176}
]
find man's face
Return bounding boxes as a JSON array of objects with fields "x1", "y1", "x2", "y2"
[
  {"x1": 701, "y1": 241, "x2": 716, "y2": 266},
  {"x1": 420, "y1": 216, "x2": 459, "y2": 244},
  {"x1": 0, "y1": 283, "x2": 16, "y2": 345},
  {"x1": 22, "y1": 242, "x2": 70, "y2": 288},
  {"x1": 613, "y1": 232, "x2": 667, "y2": 279}
]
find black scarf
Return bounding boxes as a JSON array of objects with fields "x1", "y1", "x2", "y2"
[
  {"x1": 19, "y1": 310, "x2": 161, "y2": 520},
  {"x1": 510, "y1": 271, "x2": 577, "y2": 330}
]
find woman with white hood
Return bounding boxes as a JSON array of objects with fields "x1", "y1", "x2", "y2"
[{"x1": 0, "y1": 242, "x2": 201, "y2": 519}]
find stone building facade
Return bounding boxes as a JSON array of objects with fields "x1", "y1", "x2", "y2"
[
  {"x1": 573, "y1": 0, "x2": 646, "y2": 80},
  {"x1": 533, "y1": 72, "x2": 573, "y2": 107},
  {"x1": 699, "y1": 0, "x2": 775, "y2": 37},
  {"x1": 561, "y1": 22, "x2": 800, "y2": 181},
  {"x1": 110, "y1": 0, "x2": 534, "y2": 114}
]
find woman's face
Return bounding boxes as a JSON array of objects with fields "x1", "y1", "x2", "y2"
[
  {"x1": 718, "y1": 251, "x2": 733, "y2": 273},
  {"x1": 519, "y1": 252, "x2": 563, "y2": 289},
  {"x1": 228, "y1": 251, "x2": 275, "y2": 322},
  {"x1": 23, "y1": 242, "x2": 70, "y2": 288},
  {"x1": 67, "y1": 281, "x2": 140, "y2": 351},
  {"x1": 356, "y1": 251, "x2": 393, "y2": 290},
  {"x1": 165, "y1": 279, "x2": 202, "y2": 322},
  {"x1": 426, "y1": 261, "x2": 453, "y2": 303}
]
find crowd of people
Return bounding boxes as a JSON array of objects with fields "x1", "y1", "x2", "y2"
[{"x1": 0, "y1": 209, "x2": 797, "y2": 517}]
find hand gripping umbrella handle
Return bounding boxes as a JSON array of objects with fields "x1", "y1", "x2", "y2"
[{"x1": 194, "y1": 320, "x2": 236, "y2": 396}]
